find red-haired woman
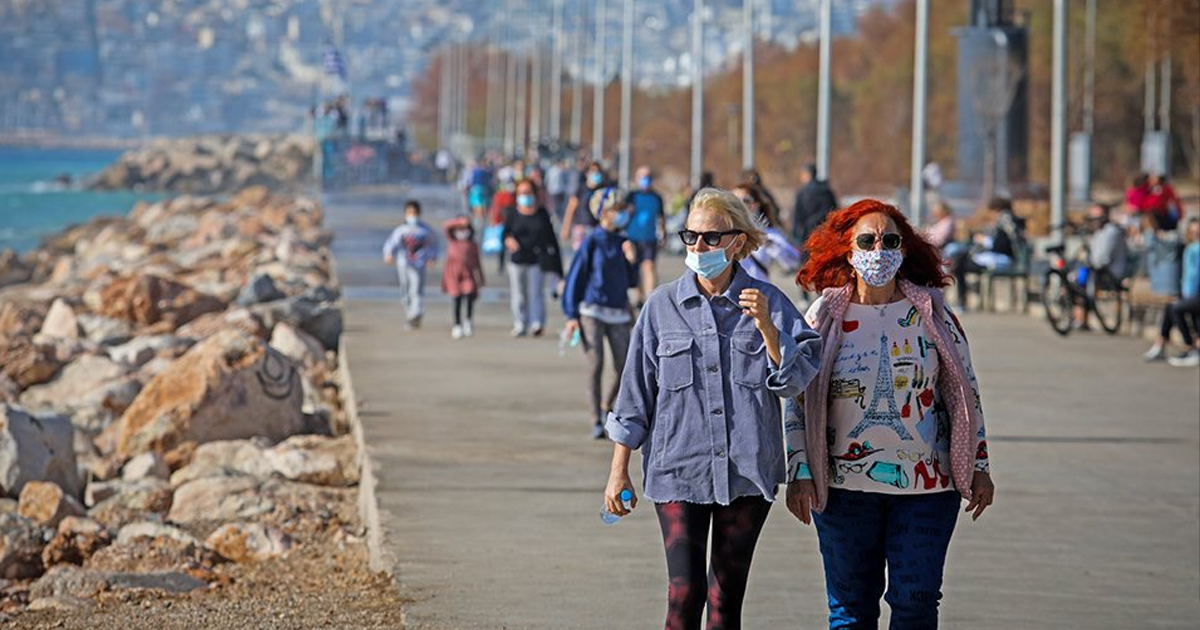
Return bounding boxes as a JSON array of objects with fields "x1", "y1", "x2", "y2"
[{"x1": 784, "y1": 199, "x2": 995, "y2": 629}]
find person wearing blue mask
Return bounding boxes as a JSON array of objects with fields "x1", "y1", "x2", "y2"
[
  {"x1": 561, "y1": 161, "x2": 609, "y2": 252},
  {"x1": 624, "y1": 166, "x2": 667, "y2": 308},
  {"x1": 562, "y1": 187, "x2": 640, "y2": 439},
  {"x1": 503, "y1": 178, "x2": 559, "y2": 337},
  {"x1": 602, "y1": 188, "x2": 823, "y2": 629}
]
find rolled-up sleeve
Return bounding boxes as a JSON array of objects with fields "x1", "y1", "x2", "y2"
[
  {"x1": 605, "y1": 316, "x2": 657, "y2": 449},
  {"x1": 764, "y1": 297, "x2": 822, "y2": 398}
]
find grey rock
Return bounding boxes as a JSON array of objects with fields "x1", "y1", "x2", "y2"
[
  {"x1": 0, "y1": 405, "x2": 80, "y2": 499},
  {"x1": 235, "y1": 272, "x2": 285, "y2": 306}
]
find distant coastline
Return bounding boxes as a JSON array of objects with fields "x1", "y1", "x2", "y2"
[{"x1": 0, "y1": 131, "x2": 142, "y2": 152}]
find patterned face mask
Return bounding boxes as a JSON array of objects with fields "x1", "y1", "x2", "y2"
[{"x1": 850, "y1": 249, "x2": 904, "y2": 287}]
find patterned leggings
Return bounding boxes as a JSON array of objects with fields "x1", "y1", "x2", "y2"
[{"x1": 654, "y1": 496, "x2": 772, "y2": 630}]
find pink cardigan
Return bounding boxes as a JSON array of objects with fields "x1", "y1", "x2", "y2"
[{"x1": 801, "y1": 280, "x2": 985, "y2": 511}]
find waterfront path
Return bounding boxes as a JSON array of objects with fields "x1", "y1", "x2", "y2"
[{"x1": 327, "y1": 185, "x2": 1200, "y2": 630}]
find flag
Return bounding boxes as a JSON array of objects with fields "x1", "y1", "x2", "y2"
[{"x1": 323, "y1": 42, "x2": 346, "y2": 79}]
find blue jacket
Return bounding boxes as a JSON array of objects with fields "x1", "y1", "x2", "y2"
[{"x1": 562, "y1": 227, "x2": 638, "y2": 320}]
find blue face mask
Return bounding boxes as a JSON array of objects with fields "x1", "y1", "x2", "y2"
[
  {"x1": 517, "y1": 194, "x2": 535, "y2": 208},
  {"x1": 612, "y1": 211, "x2": 631, "y2": 230},
  {"x1": 405, "y1": 216, "x2": 419, "y2": 226},
  {"x1": 685, "y1": 247, "x2": 733, "y2": 280},
  {"x1": 588, "y1": 172, "x2": 603, "y2": 187},
  {"x1": 638, "y1": 176, "x2": 652, "y2": 190}
]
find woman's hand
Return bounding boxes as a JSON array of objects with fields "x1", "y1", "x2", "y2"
[
  {"x1": 564, "y1": 318, "x2": 580, "y2": 337},
  {"x1": 965, "y1": 471, "x2": 994, "y2": 521},
  {"x1": 605, "y1": 469, "x2": 638, "y2": 517},
  {"x1": 622, "y1": 240, "x2": 638, "y2": 264},
  {"x1": 505, "y1": 236, "x2": 520, "y2": 253},
  {"x1": 739, "y1": 289, "x2": 782, "y2": 365},
  {"x1": 785, "y1": 479, "x2": 817, "y2": 525}
]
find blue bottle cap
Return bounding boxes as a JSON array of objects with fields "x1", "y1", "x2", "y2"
[{"x1": 619, "y1": 489, "x2": 633, "y2": 501}]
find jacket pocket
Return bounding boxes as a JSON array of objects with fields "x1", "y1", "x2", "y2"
[
  {"x1": 730, "y1": 333, "x2": 767, "y2": 388},
  {"x1": 655, "y1": 336, "x2": 694, "y2": 391}
]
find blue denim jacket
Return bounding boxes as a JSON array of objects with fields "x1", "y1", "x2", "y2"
[{"x1": 605, "y1": 266, "x2": 823, "y2": 505}]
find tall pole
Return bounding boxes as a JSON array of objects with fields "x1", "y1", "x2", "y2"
[
  {"x1": 593, "y1": 0, "x2": 607, "y2": 160},
  {"x1": 619, "y1": 0, "x2": 634, "y2": 187},
  {"x1": 516, "y1": 52, "x2": 528, "y2": 157},
  {"x1": 550, "y1": 0, "x2": 564, "y2": 140},
  {"x1": 908, "y1": 0, "x2": 929, "y2": 225},
  {"x1": 690, "y1": 0, "x2": 705, "y2": 189},
  {"x1": 570, "y1": 2, "x2": 585, "y2": 146},
  {"x1": 1144, "y1": 6, "x2": 1156, "y2": 134},
  {"x1": 1082, "y1": 0, "x2": 1095, "y2": 136},
  {"x1": 530, "y1": 42, "x2": 543, "y2": 149},
  {"x1": 816, "y1": 0, "x2": 832, "y2": 180},
  {"x1": 485, "y1": 42, "x2": 497, "y2": 147},
  {"x1": 504, "y1": 47, "x2": 517, "y2": 156},
  {"x1": 1160, "y1": 52, "x2": 1171, "y2": 169},
  {"x1": 458, "y1": 42, "x2": 469, "y2": 138},
  {"x1": 742, "y1": 0, "x2": 755, "y2": 171},
  {"x1": 439, "y1": 47, "x2": 451, "y2": 149},
  {"x1": 1050, "y1": 0, "x2": 1068, "y2": 242}
]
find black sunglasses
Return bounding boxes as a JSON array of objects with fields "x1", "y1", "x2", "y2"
[
  {"x1": 854, "y1": 233, "x2": 903, "y2": 251},
  {"x1": 678, "y1": 229, "x2": 744, "y2": 247}
]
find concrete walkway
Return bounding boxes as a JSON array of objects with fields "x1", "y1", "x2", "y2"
[{"x1": 327, "y1": 185, "x2": 1200, "y2": 630}]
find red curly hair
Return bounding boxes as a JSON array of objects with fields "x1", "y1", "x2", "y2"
[{"x1": 796, "y1": 199, "x2": 951, "y2": 291}]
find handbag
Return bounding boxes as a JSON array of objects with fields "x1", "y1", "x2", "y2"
[{"x1": 482, "y1": 225, "x2": 504, "y2": 255}]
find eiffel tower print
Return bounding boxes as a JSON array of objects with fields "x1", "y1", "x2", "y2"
[{"x1": 846, "y1": 333, "x2": 914, "y2": 440}]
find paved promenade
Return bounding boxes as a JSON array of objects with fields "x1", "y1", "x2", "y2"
[{"x1": 327, "y1": 185, "x2": 1200, "y2": 630}]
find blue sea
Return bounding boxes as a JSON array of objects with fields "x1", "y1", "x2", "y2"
[{"x1": 0, "y1": 146, "x2": 162, "y2": 253}]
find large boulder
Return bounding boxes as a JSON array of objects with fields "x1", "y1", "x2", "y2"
[
  {"x1": 0, "y1": 512, "x2": 49, "y2": 579},
  {"x1": 269, "y1": 322, "x2": 325, "y2": 369},
  {"x1": 0, "y1": 405, "x2": 80, "y2": 498},
  {"x1": 263, "y1": 435, "x2": 358, "y2": 487},
  {"x1": 97, "y1": 273, "x2": 225, "y2": 331},
  {"x1": 176, "y1": 307, "x2": 268, "y2": 341},
  {"x1": 17, "y1": 481, "x2": 85, "y2": 528},
  {"x1": 0, "y1": 337, "x2": 63, "y2": 389},
  {"x1": 0, "y1": 300, "x2": 46, "y2": 339},
  {"x1": 205, "y1": 522, "x2": 291, "y2": 563},
  {"x1": 167, "y1": 475, "x2": 272, "y2": 525},
  {"x1": 121, "y1": 452, "x2": 170, "y2": 481},
  {"x1": 168, "y1": 439, "x2": 272, "y2": 487},
  {"x1": 106, "y1": 335, "x2": 193, "y2": 368},
  {"x1": 76, "y1": 313, "x2": 134, "y2": 346},
  {"x1": 19, "y1": 354, "x2": 136, "y2": 415},
  {"x1": 40, "y1": 516, "x2": 110, "y2": 567},
  {"x1": 37, "y1": 298, "x2": 81, "y2": 340},
  {"x1": 86, "y1": 479, "x2": 173, "y2": 529},
  {"x1": 0, "y1": 249, "x2": 33, "y2": 288},
  {"x1": 107, "y1": 329, "x2": 304, "y2": 460},
  {"x1": 235, "y1": 272, "x2": 285, "y2": 306}
]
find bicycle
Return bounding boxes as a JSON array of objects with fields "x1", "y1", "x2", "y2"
[{"x1": 1041, "y1": 234, "x2": 1124, "y2": 336}]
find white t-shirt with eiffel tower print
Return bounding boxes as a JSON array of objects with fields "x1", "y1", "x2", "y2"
[{"x1": 820, "y1": 299, "x2": 985, "y2": 494}]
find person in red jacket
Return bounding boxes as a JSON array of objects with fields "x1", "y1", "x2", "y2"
[{"x1": 441, "y1": 216, "x2": 485, "y2": 339}]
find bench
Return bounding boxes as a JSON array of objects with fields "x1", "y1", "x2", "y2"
[{"x1": 981, "y1": 243, "x2": 1033, "y2": 313}]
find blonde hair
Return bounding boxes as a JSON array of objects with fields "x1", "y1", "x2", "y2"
[
  {"x1": 588, "y1": 186, "x2": 626, "y2": 219},
  {"x1": 687, "y1": 187, "x2": 766, "y2": 261}
]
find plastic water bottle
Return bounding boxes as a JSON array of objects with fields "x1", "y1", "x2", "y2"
[
  {"x1": 557, "y1": 328, "x2": 582, "y2": 357},
  {"x1": 601, "y1": 489, "x2": 634, "y2": 525}
]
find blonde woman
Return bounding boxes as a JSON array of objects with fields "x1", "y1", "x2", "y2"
[{"x1": 604, "y1": 188, "x2": 823, "y2": 630}]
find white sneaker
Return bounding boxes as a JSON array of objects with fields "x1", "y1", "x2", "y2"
[
  {"x1": 1143, "y1": 345, "x2": 1166, "y2": 362},
  {"x1": 451, "y1": 325, "x2": 464, "y2": 340},
  {"x1": 1168, "y1": 350, "x2": 1200, "y2": 367},
  {"x1": 463, "y1": 321, "x2": 474, "y2": 337},
  {"x1": 511, "y1": 325, "x2": 527, "y2": 337}
]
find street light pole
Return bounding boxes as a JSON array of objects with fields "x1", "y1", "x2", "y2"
[
  {"x1": 690, "y1": 0, "x2": 705, "y2": 189},
  {"x1": 1050, "y1": 0, "x2": 1068, "y2": 243},
  {"x1": 816, "y1": 0, "x2": 832, "y2": 181},
  {"x1": 550, "y1": 0, "x2": 564, "y2": 140},
  {"x1": 570, "y1": 2, "x2": 585, "y2": 146},
  {"x1": 593, "y1": 0, "x2": 607, "y2": 160},
  {"x1": 619, "y1": 0, "x2": 634, "y2": 187},
  {"x1": 908, "y1": 0, "x2": 929, "y2": 225},
  {"x1": 742, "y1": 0, "x2": 755, "y2": 171}
]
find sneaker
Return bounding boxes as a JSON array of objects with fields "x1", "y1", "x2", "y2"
[
  {"x1": 531, "y1": 325, "x2": 545, "y2": 337},
  {"x1": 451, "y1": 325, "x2": 464, "y2": 340},
  {"x1": 1168, "y1": 350, "x2": 1200, "y2": 367},
  {"x1": 511, "y1": 326, "x2": 527, "y2": 338},
  {"x1": 410, "y1": 315, "x2": 422, "y2": 330},
  {"x1": 1143, "y1": 345, "x2": 1166, "y2": 362},
  {"x1": 463, "y1": 321, "x2": 474, "y2": 337},
  {"x1": 591, "y1": 423, "x2": 606, "y2": 440}
]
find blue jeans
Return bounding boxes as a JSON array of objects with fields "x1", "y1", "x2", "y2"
[{"x1": 813, "y1": 489, "x2": 960, "y2": 630}]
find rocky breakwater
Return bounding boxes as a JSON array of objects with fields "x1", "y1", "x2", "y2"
[
  {"x1": 89, "y1": 134, "x2": 314, "y2": 195},
  {"x1": 0, "y1": 186, "x2": 369, "y2": 620}
]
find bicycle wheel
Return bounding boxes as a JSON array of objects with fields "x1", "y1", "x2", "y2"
[
  {"x1": 1042, "y1": 270, "x2": 1073, "y2": 336},
  {"x1": 1090, "y1": 270, "x2": 1124, "y2": 335}
]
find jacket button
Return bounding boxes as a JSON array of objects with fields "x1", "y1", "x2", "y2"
[
  {"x1": 716, "y1": 450, "x2": 726, "y2": 458},
  {"x1": 713, "y1": 408, "x2": 723, "y2": 415},
  {"x1": 708, "y1": 365, "x2": 719, "y2": 373}
]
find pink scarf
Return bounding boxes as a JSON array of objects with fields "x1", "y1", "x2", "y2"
[{"x1": 804, "y1": 280, "x2": 981, "y2": 511}]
